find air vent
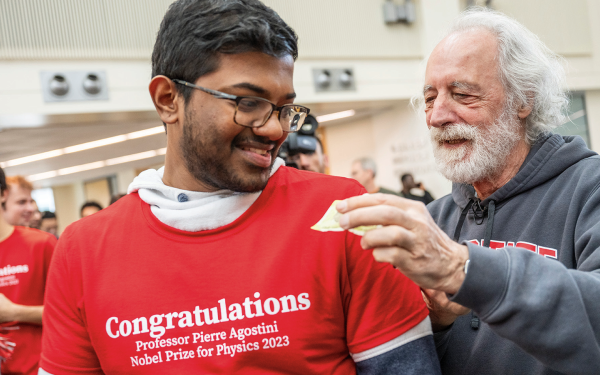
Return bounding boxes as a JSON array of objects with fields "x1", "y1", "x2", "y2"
[
  {"x1": 312, "y1": 68, "x2": 356, "y2": 93},
  {"x1": 40, "y1": 71, "x2": 109, "y2": 102}
]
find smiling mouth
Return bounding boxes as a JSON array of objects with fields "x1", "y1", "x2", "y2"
[
  {"x1": 239, "y1": 147, "x2": 269, "y2": 155},
  {"x1": 235, "y1": 144, "x2": 276, "y2": 169},
  {"x1": 444, "y1": 138, "x2": 468, "y2": 145}
]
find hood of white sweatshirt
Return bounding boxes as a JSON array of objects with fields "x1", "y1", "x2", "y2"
[{"x1": 127, "y1": 157, "x2": 285, "y2": 232}]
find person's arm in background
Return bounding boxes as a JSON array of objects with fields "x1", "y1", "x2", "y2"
[
  {"x1": 0, "y1": 234, "x2": 55, "y2": 326},
  {"x1": 423, "y1": 190, "x2": 435, "y2": 205},
  {"x1": 0, "y1": 294, "x2": 43, "y2": 324}
]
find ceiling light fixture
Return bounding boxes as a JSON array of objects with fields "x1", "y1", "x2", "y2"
[
  {"x1": 63, "y1": 135, "x2": 128, "y2": 154},
  {"x1": 0, "y1": 126, "x2": 164, "y2": 169},
  {"x1": 28, "y1": 147, "x2": 167, "y2": 182},
  {"x1": 316, "y1": 110, "x2": 356, "y2": 123},
  {"x1": 58, "y1": 161, "x2": 106, "y2": 176}
]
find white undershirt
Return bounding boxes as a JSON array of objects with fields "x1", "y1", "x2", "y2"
[{"x1": 127, "y1": 158, "x2": 285, "y2": 232}]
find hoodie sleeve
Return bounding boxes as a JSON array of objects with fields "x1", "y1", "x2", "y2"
[{"x1": 449, "y1": 182, "x2": 600, "y2": 375}]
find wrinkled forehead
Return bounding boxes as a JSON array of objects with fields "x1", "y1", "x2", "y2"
[{"x1": 425, "y1": 30, "x2": 501, "y2": 90}]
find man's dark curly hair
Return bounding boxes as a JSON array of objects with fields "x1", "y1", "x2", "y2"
[{"x1": 152, "y1": 0, "x2": 298, "y2": 105}]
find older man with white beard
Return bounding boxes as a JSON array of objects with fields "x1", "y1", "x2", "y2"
[{"x1": 335, "y1": 8, "x2": 600, "y2": 375}]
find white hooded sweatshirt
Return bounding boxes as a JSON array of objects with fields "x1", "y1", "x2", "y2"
[{"x1": 127, "y1": 158, "x2": 285, "y2": 232}]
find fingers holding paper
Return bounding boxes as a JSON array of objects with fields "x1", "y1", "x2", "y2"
[{"x1": 336, "y1": 194, "x2": 469, "y2": 295}]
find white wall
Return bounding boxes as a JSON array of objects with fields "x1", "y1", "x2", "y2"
[
  {"x1": 0, "y1": 61, "x2": 154, "y2": 119},
  {"x1": 116, "y1": 169, "x2": 137, "y2": 195},
  {"x1": 52, "y1": 182, "x2": 85, "y2": 235},
  {"x1": 326, "y1": 116, "x2": 376, "y2": 178}
]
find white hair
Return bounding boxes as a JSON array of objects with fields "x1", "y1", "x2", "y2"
[
  {"x1": 354, "y1": 157, "x2": 377, "y2": 177},
  {"x1": 414, "y1": 7, "x2": 569, "y2": 143}
]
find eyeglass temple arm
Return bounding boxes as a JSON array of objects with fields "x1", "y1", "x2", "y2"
[
  {"x1": 173, "y1": 79, "x2": 311, "y2": 114},
  {"x1": 172, "y1": 79, "x2": 237, "y2": 100}
]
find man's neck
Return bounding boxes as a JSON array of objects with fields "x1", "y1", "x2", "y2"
[
  {"x1": 473, "y1": 139, "x2": 530, "y2": 200},
  {"x1": 162, "y1": 148, "x2": 219, "y2": 192},
  {"x1": 402, "y1": 187, "x2": 411, "y2": 195},
  {"x1": 0, "y1": 217, "x2": 14, "y2": 243},
  {"x1": 364, "y1": 180, "x2": 379, "y2": 194}
]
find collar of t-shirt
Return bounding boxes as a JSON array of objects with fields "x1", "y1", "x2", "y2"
[{"x1": 127, "y1": 158, "x2": 285, "y2": 232}]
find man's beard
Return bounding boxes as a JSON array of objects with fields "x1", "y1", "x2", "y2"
[
  {"x1": 180, "y1": 111, "x2": 277, "y2": 193},
  {"x1": 430, "y1": 109, "x2": 522, "y2": 184}
]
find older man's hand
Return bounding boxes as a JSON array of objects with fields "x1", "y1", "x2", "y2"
[
  {"x1": 336, "y1": 194, "x2": 469, "y2": 294},
  {"x1": 422, "y1": 288, "x2": 470, "y2": 331}
]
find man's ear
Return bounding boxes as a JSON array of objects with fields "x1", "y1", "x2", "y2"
[
  {"x1": 149, "y1": 76, "x2": 182, "y2": 126},
  {"x1": 518, "y1": 101, "x2": 533, "y2": 120},
  {"x1": 0, "y1": 189, "x2": 7, "y2": 210}
]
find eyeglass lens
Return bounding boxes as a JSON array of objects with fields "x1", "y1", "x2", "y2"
[{"x1": 235, "y1": 98, "x2": 308, "y2": 132}]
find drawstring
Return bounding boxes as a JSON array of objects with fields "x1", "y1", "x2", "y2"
[
  {"x1": 453, "y1": 199, "x2": 474, "y2": 242},
  {"x1": 453, "y1": 198, "x2": 497, "y2": 245},
  {"x1": 452, "y1": 198, "x2": 496, "y2": 330},
  {"x1": 483, "y1": 200, "x2": 496, "y2": 248},
  {"x1": 473, "y1": 199, "x2": 496, "y2": 330},
  {"x1": 472, "y1": 199, "x2": 486, "y2": 224},
  {"x1": 470, "y1": 311, "x2": 480, "y2": 329}
]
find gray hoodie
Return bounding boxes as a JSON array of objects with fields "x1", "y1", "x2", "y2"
[{"x1": 428, "y1": 134, "x2": 600, "y2": 375}]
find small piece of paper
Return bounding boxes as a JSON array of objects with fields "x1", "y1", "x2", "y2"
[{"x1": 311, "y1": 200, "x2": 379, "y2": 236}]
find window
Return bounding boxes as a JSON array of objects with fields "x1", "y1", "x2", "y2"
[
  {"x1": 31, "y1": 188, "x2": 55, "y2": 212},
  {"x1": 555, "y1": 92, "x2": 591, "y2": 147}
]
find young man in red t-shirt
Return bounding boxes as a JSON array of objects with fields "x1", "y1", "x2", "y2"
[
  {"x1": 0, "y1": 168, "x2": 56, "y2": 375},
  {"x1": 2, "y1": 176, "x2": 36, "y2": 228},
  {"x1": 39, "y1": 1, "x2": 440, "y2": 374}
]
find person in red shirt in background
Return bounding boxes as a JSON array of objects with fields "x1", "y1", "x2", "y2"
[
  {"x1": 0, "y1": 167, "x2": 56, "y2": 374},
  {"x1": 39, "y1": 1, "x2": 439, "y2": 374},
  {"x1": 2, "y1": 176, "x2": 36, "y2": 228}
]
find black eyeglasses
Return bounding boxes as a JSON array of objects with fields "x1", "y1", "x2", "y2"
[{"x1": 172, "y1": 79, "x2": 310, "y2": 133}]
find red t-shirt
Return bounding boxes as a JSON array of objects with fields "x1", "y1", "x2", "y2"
[
  {"x1": 0, "y1": 226, "x2": 55, "y2": 375},
  {"x1": 41, "y1": 167, "x2": 428, "y2": 374}
]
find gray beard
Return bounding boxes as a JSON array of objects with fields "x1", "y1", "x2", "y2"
[{"x1": 430, "y1": 111, "x2": 522, "y2": 184}]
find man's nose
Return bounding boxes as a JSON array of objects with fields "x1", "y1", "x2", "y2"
[
  {"x1": 26, "y1": 202, "x2": 36, "y2": 212},
  {"x1": 427, "y1": 94, "x2": 460, "y2": 128},
  {"x1": 299, "y1": 154, "x2": 310, "y2": 167},
  {"x1": 253, "y1": 112, "x2": 284, "y2": 141}
]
